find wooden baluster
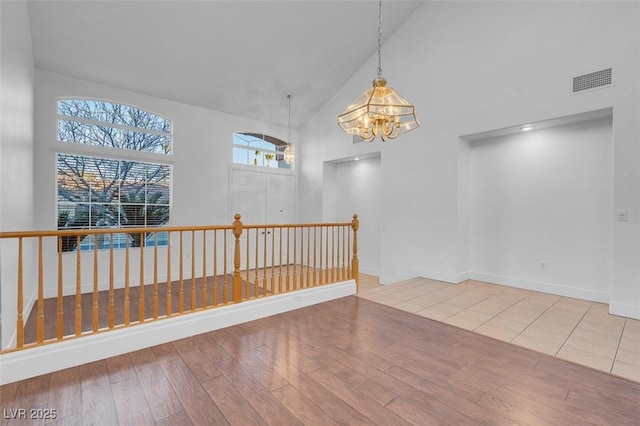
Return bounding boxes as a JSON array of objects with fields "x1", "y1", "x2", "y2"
[
  {"x1": 270, "y1": 226, "x2": 275, "y2": 294},
  {"x1": 223, "y1": 230, "x2": 228, "y2": 304},
  {"x1": 232, "y1": 214, "x2": 243, "y2": 303},
  {"x1": 109, "y1": 234, "x2": 115, "y2": 328},
  {"x1": 246, "y1": 226, "x2": 250, "y2": 296},
  {"x1": 262, "y1": 228, "x2": 267, "y2": 296},
  {"x1": 57, "y1": 236, "x2": 64, "y2": 339},
  {"x1": 336, "y1": 226, "x2": 340, "y2": 281},
  {"x1": 319, "y1": 227, "x2": 323, "y2": 285},
  {"x1": 299, "y1": 227, "x2": 304, "y2": 288},
  {"x1": 124, "y1": 236, "x2": 130, "y2": 326},
  {"x1": 325, "y1": 226, "x2": 329, "y2": 284},
  {"x1": 351, "y1": 214, "x2": 359, "y2": 291},
  {"x1": 202, "y1": 230, "x2": 207, "y2": 309},
  {"x1": 306, "y1": 227, "x2": 311, "y2": 287},
  {"x1": 293, "y1": 227, "x2": 297, "y2": 289},
  {"x1": 347, "y1": 226, "x2": 352, "y2": 279},
  {"x1": 191, "y1": 230, "x2": 196, "y2": 311},
  {"x1": 331, "y1": 226, "x2": 336, "y2": 283},
  {"x1": 286, "y1": 227, "x2": 291, "y2": 291},
  {"x1": 153, "y1": 234, "x2": 159, "y2": 319},
  {"x1": 313, "y1": 227, "x2": 317, "y2": 286},
  {"x1": 337, "y1": 226, "x2": 342, "y2": 281},
  {"x1": 278, "y1": 227, "x2": 283, "y2": 293},
  {"x1": 167, "y1": 232, "x2": 172, "y2": 317},
  {"x1": 254, "y1": 229, "x2": 259, "y2": 297},
  {"x1": 179, "y1": 231, "x2": 184, "y2": 313},
  {"x1": 213, "y1": 230, "x2": 218, "y2": 306},
  {"x1": 75, "y1": 235, "x2": 82, "y2": 335},
  {"x1": 37, "y1": 237, "x2": 44, "y2": 344},
  {"x1": 342, "y1": 225, "x2": 347, "y2": 280},
  {"x1": 139, "y1": 234, "x2": 145, "y2": 323},
  {"x1": 92, "y1": 237, "x2": 99, "y2": 332},
  {"x1": 16, "y1": 238, "x2": 24, "y2": 348}
]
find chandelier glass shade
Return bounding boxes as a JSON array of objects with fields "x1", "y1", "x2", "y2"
[
  {"x1": 337, "y1": 0, "x2": 418, "y2": 142},
  {"x1": 283, "y1": 142, "x2": 294, "y2": 164},
  {"x1": 338, "y1": 77, "x2": 418, "y2": 142}
]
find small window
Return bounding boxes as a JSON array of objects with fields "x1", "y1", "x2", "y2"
[{"x1": 233, "y1": 133, "x2": 292, "y2": 169}]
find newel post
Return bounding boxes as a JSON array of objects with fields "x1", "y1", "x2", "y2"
[
  {"x1": 232, "y1": 214, "x2": 243, "y2": 303},
  {"x1": 351, "y1": 213, "x2": 359, "y2": 291}
]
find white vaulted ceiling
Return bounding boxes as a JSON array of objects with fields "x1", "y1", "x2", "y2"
[{"x1": 27, "y1": 0, "x2": 424, "y2": 128}]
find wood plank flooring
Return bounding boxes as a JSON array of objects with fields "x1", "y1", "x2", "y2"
[
  {"x1": 22, "y1": 265, "x2": 324, "y2": 345},
  {"x1": 3, "y1": 296, "x2": 639, "y2": 425},
  {"x1": 22, "y1": 274, "x2": 256, "y2": 345}
]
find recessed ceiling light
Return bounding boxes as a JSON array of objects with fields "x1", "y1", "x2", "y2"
[
  {"x1": 354, "y1": 157, "x2": 359, "y2": 161},
  {"x1": 520, "y1": 125, "x2": 533, "y2": 132}
]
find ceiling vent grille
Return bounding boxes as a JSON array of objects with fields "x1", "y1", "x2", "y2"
[{"x1": 572, "y1": 68, "x2": 612, "y2": 93}]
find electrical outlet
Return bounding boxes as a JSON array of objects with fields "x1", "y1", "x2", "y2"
[
  {"x1": 540, "y1": 261, "x2": 547, "y2": 271},
  {"x1": 617, "y1": 210, "x2": 628, "y2": 222}
]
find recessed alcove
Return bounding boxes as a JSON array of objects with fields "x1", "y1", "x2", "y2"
[
  {"x1": 323, "y1": 152, "x2": 382, "y2": 276},
  {"x1": 459, "y1": 109, "x2": 614, "y2": 301}
]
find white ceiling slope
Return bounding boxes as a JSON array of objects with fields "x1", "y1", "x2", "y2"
[{"x1": 27, "y1": 0, "x2": 424, "y2": 128}]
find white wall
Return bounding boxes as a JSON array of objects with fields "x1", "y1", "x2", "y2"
[
  {"x1": 335, "y1": 156, "x2": 381, "y2": 275},
  {"x1": 34, "y1": 70, "x2": 296, "y2": 230},
  {"x1": 468, "y1": 118, "x2": 613, "y2": 301},
  {"x1": 2, "y1": 70, "x2": 299, "y2": 328},
  {"x1": 0, "y1": 0, "x2": 36, "y2": 348},
  {"x1": 299, "y1": 1, "x2": 640, "y2": 317}
]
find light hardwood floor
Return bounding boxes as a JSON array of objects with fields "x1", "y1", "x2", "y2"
[
  {"x1": 358, "y1": 274, "x2": 640, "y2": 383},
  {"x1": 1, "y1": 291, "x2": 639, "y2": 425}
]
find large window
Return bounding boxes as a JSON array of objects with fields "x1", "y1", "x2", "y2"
[
  {"x1": 233, "y1": 133, "x2": 292, "y2": 169},
  {"x1": 56, "y1": 99, "x2": 172, "y2": 251}
]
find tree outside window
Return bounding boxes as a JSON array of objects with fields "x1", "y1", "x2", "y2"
[{"x1": 56, "y1": 99, "x2": 172, "y2": 251}]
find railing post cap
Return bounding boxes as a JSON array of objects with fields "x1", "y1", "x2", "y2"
[
  {"x1": 353, "y1": 213, "x2": 358, "y2": 219},
  {"x1": 234, "y1": 213, "x2": 241, "y2": 220}
]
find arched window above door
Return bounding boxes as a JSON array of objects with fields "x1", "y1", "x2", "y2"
[{"x1": 232, "y1": 133, "x2": 292, "y2": 169}]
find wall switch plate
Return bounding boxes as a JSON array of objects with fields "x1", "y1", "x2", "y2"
[{"x1": 617, "y1": 210, "x2": 628, "y2": 221}]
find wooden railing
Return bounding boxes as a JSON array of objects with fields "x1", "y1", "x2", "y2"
[{"x1": 0, "y1": 214, "x2": 359, "y2": 353}]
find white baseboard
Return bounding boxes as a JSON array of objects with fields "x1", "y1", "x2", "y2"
[
  {"x1": 412, "y1": 268, "x2": 469, "y2": 284},
  {"x1": 359, "y1": 266, "x2": 380, "y2": 277},
  {"x1": 379, "y1": 272, "x2": 413, "y2": 285},
  {"x1": 5, "y1": 288, "x2": 39, "y2": 350},
  {"x1": 610, "y1": 301, "x2": 640, "y2": 320},
  {"x1": 0, "y1": 281, "x2": 356, "y2": 385},
  {"x1": 468, "y1": 272, "x2": 609, "y2": 303}
]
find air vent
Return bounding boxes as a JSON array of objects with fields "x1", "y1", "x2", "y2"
[{"x1": 572, "y1": 68, "x2": 612, "y2": 93}]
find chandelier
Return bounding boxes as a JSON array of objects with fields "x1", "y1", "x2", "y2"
[
  {"x1": 337, "y1": 0, "x2": 418, "y2": 142},
  {"x1": 283, "y1": 95, "x2": 295, "y2": 165}
]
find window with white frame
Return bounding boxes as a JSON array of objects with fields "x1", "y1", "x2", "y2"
[
  {"x1": 56, "y1": 99, "x2": 172, "y2": 251},
  {"x1": 232, "y1": 132, "x2": 292, "y2": 169}
]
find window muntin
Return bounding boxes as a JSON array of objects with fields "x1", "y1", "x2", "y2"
[
  {"x1": 232, "y1": 132, "x2": 291, "y2": 169},
  {"x1": 57, "y1": 99, "x2": 172, "y2": 154},
  {"x1": 56, "y1": 99, "x2": 172, "y2": 251},
  {"x1": 57, "y1": 154, "x2": 170, "y2": 250}
]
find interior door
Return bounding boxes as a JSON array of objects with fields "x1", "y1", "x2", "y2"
[
  {"x1": 266, "y1": 173, "x2": 295, "y2": 223},
  {"x1": 230, "y1": 169, "x2": 296, "y2": 270}
]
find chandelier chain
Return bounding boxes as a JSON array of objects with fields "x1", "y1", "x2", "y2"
[
  {"x1": 287, "y1": 94, "x2": 291, "y2": 143},
  {"x1": 377, "y1": 0, "x2": 383, "y2": 77},
  {"x1": 336, "y1": 0, "x2": 418, "y2": 141}
]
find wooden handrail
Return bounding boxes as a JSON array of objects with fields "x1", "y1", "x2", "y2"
[
  {"x1": 0, "y1": 214, "x2": 359, "y2": 353},
  {"x1": 0, "y1": 222, "x2": 355, "y2": 239}
]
